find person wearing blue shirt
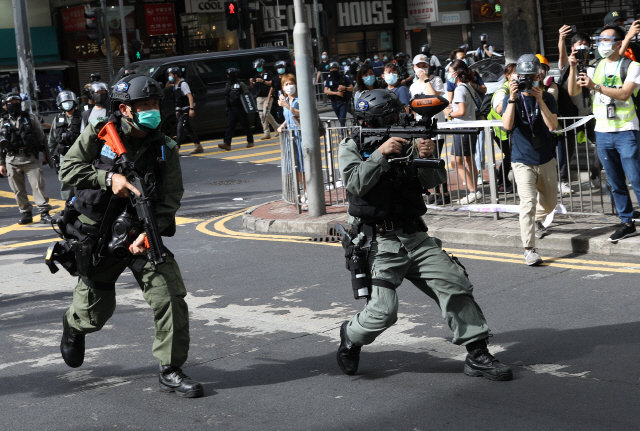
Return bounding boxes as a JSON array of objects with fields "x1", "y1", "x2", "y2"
[
  {"x1": 383, "y1": 63, "x2": 411, "y2": 109},
  {"x1": 502, "y1": 55, "x2": 559, "y2": 267},
  {"x1": 370, "y1": 54, "x2": 385, "y2": 77}
]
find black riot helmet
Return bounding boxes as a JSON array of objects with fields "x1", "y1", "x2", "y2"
[
  {"x1": 56, "y1": 90, "x2": 78, "y2": 112},
  {"x1": 227, "y1": 67, "x2": 240, "y2": 81},
  {"x1": 166, "y1": 66, "x2": 182, "y2": 77},
  {"x1": 274, "y1": 60, "x2": 288, "y2": 72},
  {"x1": 110, "y1": 74, "x2": 164, "y2": 110},
  {"x1": 420, "y1": 44, "x2": 431, "y2": 55},
  {"x1": 480, "y1": 33, "x2": 488, "y2": 43},
  {"x1": 329, "y1": 61, "x2": 340, "y2": 70},
  {"x1": 252, "y1": 58, "x2": 265, "y2": 70},
  {"x1": 354, "y1": 89, "x2": 404, "y2": 127},
  {"x1": 122, "y1": 69, "x2": 136, "y2": 77},
  {"x1": 4, "y1": 92, "x2": 22, "y2": 116},
  {"x1": 90, "y1": 73, "x2": 101, "y2": 82},
  {"x1": 88, "y1": 82, "x2": 109, "y2": 106}
]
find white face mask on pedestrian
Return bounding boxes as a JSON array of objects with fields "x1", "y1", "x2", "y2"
[{"x1": 284, "y1": 84, "x2": 297, "y2": 95}]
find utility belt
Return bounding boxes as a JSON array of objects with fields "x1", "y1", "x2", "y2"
[
  {"x1": 7, "y1": 147, "x2": 34, "y2": 157},
  {"x1": 363, "y1": 216, "x2": 428, "y2": 237}
]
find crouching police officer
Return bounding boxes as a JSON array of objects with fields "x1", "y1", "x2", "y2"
[
  {"x1": 57, "y1": 74, "x2": 203, "y2": 398},
  {"x1": 336, "y1": 89, "x2": 512, "y2": 381},
  {"x1": 48, "y1": 90, "x2": 82, "y2": 200},
  {"x1": 0, "y1": 93, "x2": 52, "y2": 224}
]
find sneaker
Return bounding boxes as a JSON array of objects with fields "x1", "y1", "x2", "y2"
[
  {"x1": 558, "y1": 182, "x2": 572, "y2": 195},
  {"x1": 189, "y1": 143, "x2": 204, "y2": 154},
  {"x1": 477, "y1": 173, "x2": 484, "y2": 186},
  {"x1": 246, "y1": 142, "x2": 255, "y2": 148},
  {"x1": 524, "y1": 248, "x2": 543, "y2": 266},
  {"x1": 535, "y1": 222, "x2": 547, "y2": 239},
  {"x1": 260, "y1": 134, "x2": 271, "y2": 140},
  {"x1": 609, "y1": 222, "x2": 636, "y2": 242},
  {"x1": 497, "y1": 183, "x2": 513, "y2": 193},
  {"x1": 590, "y1": 176, "x2": 601, "y2": 189},
  {"x1": 435, "y1": 194, "x2": 451, "y2": 205},
  {"x1": 427, "y1": 193, "x2": 438, "y2": 204},
  {"x1": 464, "y1": 348, "x2": 513, "y2": 381},
  {"x1": 459, "y1": 191, "x2": 482, "y2": 205},
  {"x1": 218, "y1": 143, "x2": 231, "y2": 151}
]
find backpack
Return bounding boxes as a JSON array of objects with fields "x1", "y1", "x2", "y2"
[
  {"x1": 479, "y1": 91, "x2": 494, "y2": 117},
  {"x1": 460, "y1": 83, "x2": 485, "y2": 119},
  {"x1": 593, "y1": 57, "x2": 640, "y2": 118}
]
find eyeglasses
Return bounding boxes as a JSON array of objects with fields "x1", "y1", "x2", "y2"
[{"x1": 596, "y1": 36, "x2": 618, "y2": 43}]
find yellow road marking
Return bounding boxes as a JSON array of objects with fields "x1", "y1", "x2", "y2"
[
  {"x1": 196, "y1": 210, "x2": 640, "y2": 273},
  {"x1": 251, "y1": 157, "x2": 282, "y2": 163},
  {"x1": 223, "y1": 150, "x2": 281, "y2": 160},
  {"x1": 0, "y1": 191, "x2": 65, "y2": 236},
  {"x1": 179, "y1": 139, "x2": 278, "y2": 154},
  {"x1": 192, "y1": 142, "x2": 280, "y2": 157},
  {"x1": 0, "y1": 238, "x2": 58, "y2": 251},
  {"x1": 175, "y1": 216, "x2": 203, "y2": 225}
]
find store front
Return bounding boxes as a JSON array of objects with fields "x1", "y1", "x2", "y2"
[{"x1": 181, "y1": 0, "x2": 239, "y2": 54}]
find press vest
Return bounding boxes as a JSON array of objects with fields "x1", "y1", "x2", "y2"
[
  {"x1": 592, "y1": 59, "x2": 639, "y2": 129},
  {"x1": 346, "y1": 137, "x2": 427, "y2": 223},
  {"x1": 487, "y1": 83, "x2": 509, "y2": 141}
]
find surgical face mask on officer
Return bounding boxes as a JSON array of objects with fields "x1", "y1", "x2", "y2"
[
  {"x1": 384, "y1": 73, "x2": 398, "y2": 85},
  {"x1": 6, "y1": 102, "x2": 21, "y2": 116},
  {"x1": 284, "y1": 84, "x2": 297, "y2": 95},
  {"x1": 256, "y1": 67, "x2": 263, "y2": 72},
  {"x1": 277, "y1": 68, "x2": 285, "y2": 75},
  {"x1": 61, "y1": 101, "x2": 75, "y2": 111},
  {"x1": 168, "y1": 76, "x2": 175, "y2": 83},
  {"x1": 123, "y1": 101, "x2": 161, "y2": 132},
  {"x1": 363, "y1": 75, "x2": 376, "y2": 86}
]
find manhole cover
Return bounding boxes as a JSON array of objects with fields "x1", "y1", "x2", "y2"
[{"x1": 210, "y1": 180, "x2": 251, "y2": 186}]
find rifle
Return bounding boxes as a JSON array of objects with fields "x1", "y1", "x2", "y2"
[{"x1": 98, "y1": 121, "x2": 167, "y2": 270}]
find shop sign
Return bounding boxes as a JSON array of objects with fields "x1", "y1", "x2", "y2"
[
  {"x1": 105, "y1": 6, "x2": 136, "y2": 33},
  {"x1": 186, "y1": 0, "x2": 224, "y2": 13},
  {"x1": 407, "y1": 0, "x2": 438, "y2": 24},
  {"x1": 255, "y1": 33, "x2": 289, "y2": 48},
  {"x1": 145, "y1": 3, "x2": 177, "y2": 36},
  {"x1": 471, "y1": 0, "x2": 501, "y2": 22},
  {"x1": 260, "y1": 2, "x2": 320, "y2": 32},
  {"x1": 61, "y1": 5, "x2": 86, "y2": 33},
  {"x1": 336, "y1": 1, "x2": 394, "y2": 27},
  {"x1": 442, "y1": 12, "x2": 460, "y2": 23}
]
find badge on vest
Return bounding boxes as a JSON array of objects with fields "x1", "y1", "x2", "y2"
[{"x1": 101, "y1": 144, "x2": 116, "y2": 159}]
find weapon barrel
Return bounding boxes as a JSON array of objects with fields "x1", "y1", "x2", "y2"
[{"x1": 410, "y1": 158, "x2": 445, "y2": 169}]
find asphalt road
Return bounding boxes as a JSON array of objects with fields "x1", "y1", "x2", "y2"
[{"x1": 1, "y1": 140, "x2": 640, "y2": 431}]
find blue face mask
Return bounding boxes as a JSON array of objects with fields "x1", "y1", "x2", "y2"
[
  {"x1": 256, "y1": 68, "x2": 263, "y2": 72},
  {"x1": 384, "y1": 74, "x2": 398, "y2": 85},
  {"x1": 168, "y1": 76, "x2": 175, "y2": 83},
  {"x1": 363, "y1": 75, "x2": 376, "y2": 86},
  {"x1": 132, "y1": 109, "x2": 161, "y2": 132},
  {"x1": 374, "y1": 56, "x2": 379, "y2": 60},
  {"x1": 447, "y1": 73, "x2": 456, "y2": 84},
  {"x1": 277, "y1": 68, "x2": 285, "y2": 74},
  {"x1": 342, "y1": 62, "x2": 346, "y2": 66},
  {"x1": 321, "y1": 55, "x2": 327, "y2": 60},
  {"x1": 532, "y1": 81, "x2": 539, "y2": 87}
]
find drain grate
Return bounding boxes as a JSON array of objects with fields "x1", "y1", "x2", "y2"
[
  {"x1": 308, "y1": 235, "x2": 342, "y2": 243},
  {"x1": 210, "y1": 179, "x2": 251, "y2": 186}
]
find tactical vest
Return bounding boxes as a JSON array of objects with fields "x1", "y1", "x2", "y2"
[
  {"x1": 173, "y1": 81, "x2": 190, "y2": 109},
  {"x1": 53, "y1": 111, "x2": 82, "y2": 155},
  {"x1": 346, "y1": 137, "x2": 427, "y2": 223},
  {"x1": 74, "y1": 114, "x2": 171, "y2": 223},
  {"x1": 6, "y1": 113, "x2": 39, "y2": 154}
]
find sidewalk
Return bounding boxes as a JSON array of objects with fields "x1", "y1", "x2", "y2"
[{"x1": 243, "y1": 200, "x2": 640, "y2": 258}]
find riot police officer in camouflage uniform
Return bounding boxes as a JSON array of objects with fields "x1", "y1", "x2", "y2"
[
  {"x1": 336, "y1": 89, "x2": 512, "y2": 381},
  {"x1": 58, "y1": 74, "x2": 203, "y2": 398},
  {"x1": 48, "y1": 90, "x2": 82, "y2": 200},
  {"x1": 0, "y1": 93, "x2": 52, "y2": 225}
]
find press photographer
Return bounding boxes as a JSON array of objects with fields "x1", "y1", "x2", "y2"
[
  {"x1": 569, "y1": 24, "x2": 640, "y2": 242},
  {"x1": 335, "y1": 89, "x2": 512, "y2": 382},
  {"x1": 502, "y1": 54, "x2": 559, "y2": 267}
]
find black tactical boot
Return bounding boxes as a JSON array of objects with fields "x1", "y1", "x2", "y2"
[
  {"x1": 60, "y1": 315, "x2": 85, "y2": 368},
  {"x1": 337, "y1": 321, "x2": 361, "y2": 375},
  {"x1": 18, "y1": 211, "x2": 33, "y2": 225},
  {"x1": 464, "y1": 339, "x2": 513, "y2": 381},
  {"x1": 159, "y1": 366, "x2": 204, "y2": 398},
  {"x1": 40, "y1": 211, "x2": 52, "y2": 225}
]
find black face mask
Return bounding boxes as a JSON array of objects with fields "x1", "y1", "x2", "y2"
[
  {"x1": 93, "y1": 93, "x2": 108, "y2": 106},
  {"x1": 7, "y1": 103, "x2": 21, "y2": 116},
  {"x1": 228, "y1": 73, "x2": 238, "y2": 82},
  {"x1": 330, "y1": 70, "x2": 341, "y2": 80}
]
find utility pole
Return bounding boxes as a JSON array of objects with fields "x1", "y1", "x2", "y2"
[
  {"x1": 119, "y1": 0, "x2": 130, "y2": 68},
  {"x1": 11, "y1": 0, "x2": 38, "y2": 115},
  {"x1": 313, "y1": 0, "x2": 322, "y2": 62},
  {"x1": 501, "y1": 0, "x2": 540, "y2": 63},
  {"x1": 293, "y1": 0, "x2": 326, "y2": 217},
  {"x1": 101, "y1": 0, "x2": 114, "y2": 81}
]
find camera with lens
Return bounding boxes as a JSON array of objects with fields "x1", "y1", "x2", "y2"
[
  {"x1": 0, "y1": 123, "x2": 12, "y2": 148},
  {"x1": 575, "y1": 47, "x2": 590, "y2": 74},
  {"x1": 516, "y1": 76, "x2": 534, "y2": 93}
]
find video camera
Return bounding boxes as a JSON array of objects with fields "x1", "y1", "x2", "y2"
[{"x1": 574, "y1": 46, "x2": 590, "y2": 74}]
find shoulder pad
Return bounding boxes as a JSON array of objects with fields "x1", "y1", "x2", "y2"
[
  {"x1": 164, "y1": 135, "x2": 178, "y2": 150},
  {"x1": 90, "y1": 116, "x2": 110, "y2": 127}
]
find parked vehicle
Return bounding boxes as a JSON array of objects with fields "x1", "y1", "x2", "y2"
[{"x1": 109, "y1": 47, "x2": 293, "y2": 137}]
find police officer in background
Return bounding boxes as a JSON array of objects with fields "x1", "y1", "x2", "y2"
[
  {"x1": 324, "y1": 61, "x2": 353, "y2": 127},
  {"x1": 220, "y1": 67, "x2": 254, "y2": 151},
  {"x1": 336, "y1": 89, "x2": 512, "y2": 381},
  {"x1": 57, "y1": 73, "x2": 203, "y2": 398},
  {"x1": 167, "y1": 67, "x2": 202, "y2": 154},
  {"x1": 0, "y1": 93, "x2": 52, "y2": 224},
  {"x1": 82, "y1": 73, "x2": 102, "y2": 110},
  {"x1": 476, "y1": 34, "x2": 495, "y2": 60},
  {"x1": 81, "y1": 82, "x2": 110, "y2": 132},
  {"x1": 250, "y1": 58, "x2": 279, "y2": 140},
  {"x1": 271, "y1": 60, "x2": 289, "y2": 124},
  {"x1": 48, "y1": 90, "x2": 82, "y2": 200},
  {"x1": 394, "y1": 52, "x2": 413, "y2": 86}
]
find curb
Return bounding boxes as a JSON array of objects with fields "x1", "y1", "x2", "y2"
[{"x1": 242, "y1": 206, "x2": 640, "y2": 258}]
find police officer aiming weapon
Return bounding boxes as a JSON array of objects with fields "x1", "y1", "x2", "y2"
[
  {"x1": 335, "y1": 89, "x2": 513, "y2": 381},
  {"x1": 45, "y1": 73, "x2": 203, "y2": 398}
]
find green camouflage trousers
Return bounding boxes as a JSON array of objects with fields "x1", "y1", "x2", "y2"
[
  {"x1": 346, "y1": 231, "x2": 490, "y2": 347},
  {"x1": 64, "y1": 252, "x2": 190, "y2": 367}
]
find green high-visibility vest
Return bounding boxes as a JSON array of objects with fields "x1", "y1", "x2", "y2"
[
  {"x1": 592, "y1": 59, "x2": 639, "y2": 129},
  {"x1": 487, "y1": 82, "x2": 509, "y2": 140}
]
